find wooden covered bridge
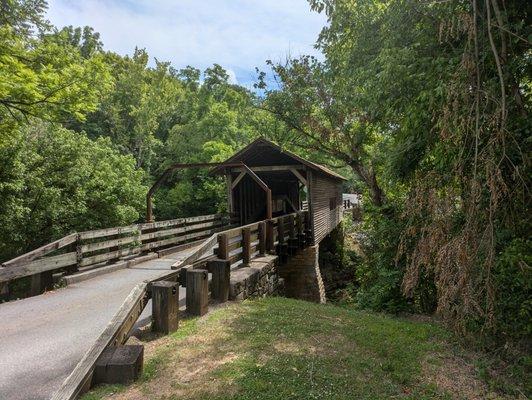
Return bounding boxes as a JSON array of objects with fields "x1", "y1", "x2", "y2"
[{"x1": 0, "y1": 138, "x2": 351, "y2": 400}]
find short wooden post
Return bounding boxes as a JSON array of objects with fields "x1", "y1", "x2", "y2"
[
  {"x1": 257, "y1": 221, "x2": 266, "y2": 256},
  {"x1": 266, "y1": 219, "x2": 275, "y2": 253},
  {"x1": 217, "y1": 233, "x2": 229, "y2": 260},
  {"x1": 0, "y1": 282, "x2": 9, "y2": 301},
  {"x1": 242, "y1": 227, "x2": 251, "y2": 266},
  {"x1": 152, "y1": 281, "x2": 179, "y2": 334},
  {"x1": 208, "y1": 259, "x2": 230, "y2": 302},
  {"x1": 30, "y1": 274, "x2": 42, "y2": 296},
  {"x1": 30, "y1": 272, "x2": 52, "y2": 296},
  {"x1": 186, "y1": 269, "x2": 209, "y2": 316},
  {"x1": 94, "y1": 345, "x2": 144, "y2": 384}
]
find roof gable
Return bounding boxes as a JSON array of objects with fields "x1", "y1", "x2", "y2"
[{"x1": 213, "y1": 138, "x2": 347, "y2": 181}]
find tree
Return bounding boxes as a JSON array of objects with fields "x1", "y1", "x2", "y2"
[
  {"x1": 0, "y1": 121, "x2": 147, "y2": 262},
  {"x1": 0, "y1": 1, "x2": 111, "y2": 146}
]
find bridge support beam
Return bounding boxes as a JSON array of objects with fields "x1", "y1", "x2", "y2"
[{"x1": 151, "y1": 281, "x2": 179, "y2": 334}]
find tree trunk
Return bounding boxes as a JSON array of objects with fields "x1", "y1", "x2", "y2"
[{"x1": 349, "y1": 161, "x2": 386, "y2": 208}]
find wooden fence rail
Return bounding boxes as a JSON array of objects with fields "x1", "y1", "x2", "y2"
[{"x1": 0, "y1": 214, "x2": 233, "y2": 297}]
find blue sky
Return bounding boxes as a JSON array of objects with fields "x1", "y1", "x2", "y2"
[{"x1": 46, "y1": 0, "x2": 327, "y2": 88}]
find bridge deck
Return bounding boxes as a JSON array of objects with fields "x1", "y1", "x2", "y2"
[{"x1": 0, "y1": 249, "x2": 195, "y2": 400}]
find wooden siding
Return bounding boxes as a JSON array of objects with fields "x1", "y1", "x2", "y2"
[{"x1": 309, "y1": 171, "x2": 342, "y2": 244}]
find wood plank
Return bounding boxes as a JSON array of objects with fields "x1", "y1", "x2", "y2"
[
  {"x1": 184, "y1": 214, "x2": 221, "y2": 224},
  {"x1": 137, "y1": 218, "x2": 185, "y2": 230},
  {"x1": 50, "y1": 283, "x2": 148, "y2": 400},
  {"x1": 79, "y1": 226, "x2": 139, "y2": 240},
  {"x1": 231, "y1": 165, "x2": 305, "y2": 172},
  {"x1": 0, "y1": 252, "x2": 77, "y2": 283},
  {"x1": 231, "y1": 171, "x2": 246, "y2": 189},
  {"x1": 81, "y1": 235, "x2": 140, "y2": 254},
  {"x1": 290, "y1": 168, "x2": 308, "y2": 186},
  {"x1": 2, "y1": 234, "x2": 77, "y2": 268},
  {"x1": 171, "y1": 233, "x2": 219, "y2": 270},
  {"x1": 79, "y1": 248, "x2": 140, "y2": 267}
]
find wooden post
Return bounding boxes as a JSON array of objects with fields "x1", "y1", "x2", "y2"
[
  {"x1": 288, "y1": 214, "x2": 295, "y2": 239},
  {"x1": 186, "y1": 269, "x2": 209, "y2": 316},
  {"x1": 266, "y1": 189, "x2": 272, "y2": 219},
  {"x1": 277, "y1": 217, "x2": 286, "y2": 245},
  {"x1": 151, "y1": 281, "x2": 179, "y2": 334},
  {"x1": 208, "y1": 259, "x2": 230, "y2": 302},
  {"x1": 266, "y1": 219, "x2": 275, "y2": 253},
  {"x1": 296, "y1": 212, "x2": 305, "y2": 248},
  {"x1": 242, "y1": 227, "x2": 251, "y2": 266},
  {"x1": 217, "y1": 233, "x2": 229, "y2": 260},
  {"x1": 30, "y1": 272, "x2": 52, "y2": 296},
  {"x1": 30, "y1": 274, "x2": 42, "y2": 296},
  {"x1": 0, "y1": 282, "x2": 9, "y2": 301},
  {"x1": 287, "y1": 214, "x2": 298, "y2": 255},
  {"x1": 257, "y1": 221, "x2": 266, "y2": 256},
  {"x1": 277, "y1": 216, "x2": 289, "y2": 263},
  {"x1": 94, "y1": 345, "x2": 144, "y2": 384}
]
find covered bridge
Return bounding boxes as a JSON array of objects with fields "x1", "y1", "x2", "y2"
[{"x1": 213, "y1": 138, "x2": 346, "y2": 245}]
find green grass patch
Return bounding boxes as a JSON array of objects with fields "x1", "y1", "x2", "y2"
[{"x1": 82, "y1": 297, "x2": 523, "y2": 400}]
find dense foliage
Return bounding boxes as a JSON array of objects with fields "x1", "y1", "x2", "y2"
[{"x1": 260, "y1": 0, "x2": 530, "y2": 345}]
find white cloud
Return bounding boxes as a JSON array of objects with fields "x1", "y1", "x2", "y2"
[{"x1": 46, "y1": 0, "x2": 326, "y2": 86}]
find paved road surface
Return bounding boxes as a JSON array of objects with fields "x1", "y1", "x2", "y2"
[{"x1": 0, "y1": 251, "x2": 193, "y2": 400}]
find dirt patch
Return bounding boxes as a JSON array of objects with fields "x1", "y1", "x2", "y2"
[
  {"x1": 422, "y1": 352, "x2": 502, "y2": 400},
  {"x1": 113, "y1": 308, "x2": 243, "y2": 400}
]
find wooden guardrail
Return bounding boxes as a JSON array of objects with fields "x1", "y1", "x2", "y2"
[
  {"x1": 51, "y1": 210, "x2": 310, "y2": 400},
  {"x1": 0, "y1": 214, "x2": 232, "y2": 298}
]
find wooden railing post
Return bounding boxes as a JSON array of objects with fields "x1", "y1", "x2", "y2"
[
  {"x1": 152, "y1": 281, "x2": 179, "y2": 334},
  {"x1": 242, "y1": 227, "x2": 251, "y2": 266},
  {"x1": 277, "y1": 216, "x2": 288, "y2": 263},
  {"x1": 287, "y1": 214, "x2": 298, "y2": 255},
  {"x1": 186, "y1": 269, "x2": 209, "y2": 316},
  {"x1": 266, "y1": 219, "x2": 275, "y2": 254},
  {"x1": 217, "y1": 233, "x2": 229, "y2": 260},
  {"x1": 258, "y1": 222, "x2": 266, "y2": 256},
  {"x1": 277, "y1": 217, "x2": 285, "y2": 245},
  {"x1": 296, "y1": 212, "x2": 304, "y2": 248},
  {"x1": 304, "y1": 211, "x2": 313, "y2": 246},
  {"x1": 207, "y1": 259, "x2": 230, "y2": 302},
  {"x1": 75, "y1": 233, "x2": 82, "y2": 272}
]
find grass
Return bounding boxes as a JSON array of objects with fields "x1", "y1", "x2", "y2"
[{"x1": 82, "y1": 297, "x2": 524, "y2": 400}]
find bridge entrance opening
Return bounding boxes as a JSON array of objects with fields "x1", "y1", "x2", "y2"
[{"x1": 212, "y1": 138, "x2": 346, "y2": 240}]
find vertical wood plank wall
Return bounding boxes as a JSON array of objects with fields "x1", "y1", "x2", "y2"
[{"x1": 309, "y1": 172, "x2": 342, "y2": 244}]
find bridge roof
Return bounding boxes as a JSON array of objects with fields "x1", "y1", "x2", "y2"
[{"x1": 212, "y1": 138, "x2": 347, "y2": 181}]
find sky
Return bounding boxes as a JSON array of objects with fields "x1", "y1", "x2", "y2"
[{"x1": 46, "y1": 0, "x2": 327, "y2": 88}]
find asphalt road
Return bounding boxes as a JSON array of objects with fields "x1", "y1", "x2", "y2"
[{"x1": 0, "y1": 252, "x2": 191, "y2": 400}]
